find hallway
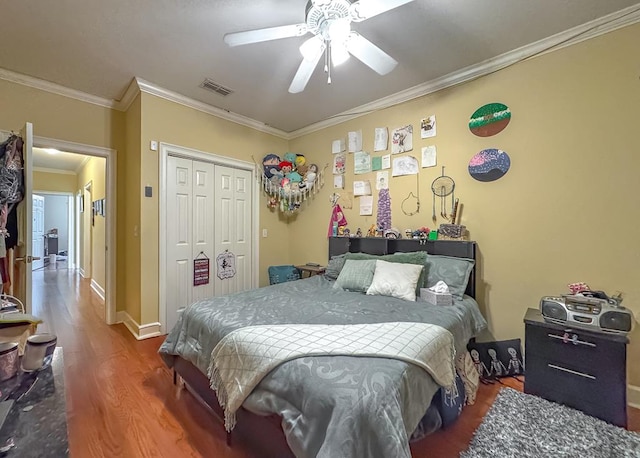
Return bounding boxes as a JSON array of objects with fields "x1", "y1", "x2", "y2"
[{"x1": 31, "y1": 267, "x2": 250, "y2": 458}]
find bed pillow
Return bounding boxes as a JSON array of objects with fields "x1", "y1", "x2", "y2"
[
  {"x1": 366, "y1": 260, "x2": 423, "y2": 301},
  {"x1": 333, "y1": 259, "x2": 377, "y2": 292},
  {"x1": 345, "y1": 251, "x2": 428, "y2": 294},
  {"x1": 424, "y1": 255, "x2": 475, "y2": 299},
  {"x1": 324, "y1": 254, "x2": 347, "y2": 280}
]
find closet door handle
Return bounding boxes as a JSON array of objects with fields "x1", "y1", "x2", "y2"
[{"x1": 15, "y1": 256, "x2": 39, "y2": 263}]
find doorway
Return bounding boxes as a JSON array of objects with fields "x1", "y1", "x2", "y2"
[
  {"x1": 31, "y1": 192, "x2": 75, "y2": 272},
  {"x1": 30, "y1": 135, "x2": 116, "y2": 324}
]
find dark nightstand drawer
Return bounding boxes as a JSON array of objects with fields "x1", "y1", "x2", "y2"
[{"x1": 525, "y1": 324, "x2": 625, "y2": 378}]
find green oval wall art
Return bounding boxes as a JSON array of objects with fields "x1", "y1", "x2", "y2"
[
  {"x1": 468, "y1": 148, "x2": 511, "y2": 182},
  {"x1": 469, "y1": 102, "x2": 511, "y2": 137}
]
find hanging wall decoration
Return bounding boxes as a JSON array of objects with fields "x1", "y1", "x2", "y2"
[
  {"x1": 216, "y1": 250, "x2": 236, "y2": 280},
  {"x1": 431, "y1": 166, "x2": 455, "y2": 222},
  {"x1": 259, "y1": 153, "x2": 326, "y2": 215},
  {"x1": 469, "y1": 103, "x2": 511, "y2": 137},
  {"x1": 468, "y1": 148, "x2": 511, "y2": 182},
  {"x1": 194, "y1": 252, "x2": 211, "y2": 285}
]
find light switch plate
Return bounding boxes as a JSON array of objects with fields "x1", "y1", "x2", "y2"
[{"x1": 145, "y1": 186, "x2": 152, "y2": 197}]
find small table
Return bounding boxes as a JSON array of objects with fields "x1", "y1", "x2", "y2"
[{"x1": 295, "y1": 264, "x2": 326, "y2": 278}]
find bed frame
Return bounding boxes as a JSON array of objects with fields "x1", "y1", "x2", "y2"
[{"x1": 170, "y1": 238, "x2": 477, "y2": 458}]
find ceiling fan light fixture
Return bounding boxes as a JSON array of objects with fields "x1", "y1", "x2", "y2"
[
  {"x1": 331, "y1": 42, "x2": 350, "y2": 66},
  {"x1": 300, "y1": 36, "x2": 325, "y2": 61}
]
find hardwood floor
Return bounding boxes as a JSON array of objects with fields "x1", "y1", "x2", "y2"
[{"x1": 32, "y1": 266, "x2": 640, "y2": 457}]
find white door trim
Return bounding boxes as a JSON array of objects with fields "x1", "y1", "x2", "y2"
[
  {"x1": 159, "y1": 143, "x2": 259, "y2": 334},
  {"x1": 32, "y1": 135, "x2": 117, "y2": 325}
]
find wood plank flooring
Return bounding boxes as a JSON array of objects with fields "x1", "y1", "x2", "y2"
[{"x1": 32, "y1": 266, "x2": 640, "y2": 457}]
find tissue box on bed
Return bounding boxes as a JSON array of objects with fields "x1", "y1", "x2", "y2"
[{"x1": 420, "y1": 288, "x2": 453, "y2": 306}]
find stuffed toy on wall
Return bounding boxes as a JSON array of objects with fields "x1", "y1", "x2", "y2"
[{"x1": 262, "y1": 153, "x2": 281, "y2": 179}]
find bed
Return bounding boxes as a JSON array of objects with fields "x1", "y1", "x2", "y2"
[{"x1": 159, "y1": 238, "x2": 486, "y2": 458}]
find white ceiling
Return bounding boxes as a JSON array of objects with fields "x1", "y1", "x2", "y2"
[
  {"x1": 33, "y1": 147, "x2": 90, "y2": 173},
  {"x1": 2, "y1": 1, "x2": 639, "y2": 133}
]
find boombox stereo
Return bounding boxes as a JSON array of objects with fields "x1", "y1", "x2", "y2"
[{"x1": 540, "y1": 295, "x2": 635, "y2": 334}]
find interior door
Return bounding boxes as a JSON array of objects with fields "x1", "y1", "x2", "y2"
[
  {"x1": 32, "y1": 194, "x2": 45, "y2": 270},
  {"x1": 213, "y1": 165, "x2": 253, "y2": 296},
  {"x1": 13, "y1": 122, "x2": 33, "y2": 313}
]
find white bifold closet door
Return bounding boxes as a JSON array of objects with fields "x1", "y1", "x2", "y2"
[{"x1": 165, "y1": 156, "x2": 252, "y2": 333}]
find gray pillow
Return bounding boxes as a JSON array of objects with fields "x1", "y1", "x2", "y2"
[
  {"x1": 333, "y1": 259, "x2": 377, "y2": 292},
  {"x1": 324, "y1": 254, "x2": 346, "y2": 280},
  {"x1": 344, "y1": 251, "x2": 428, "y2": 293},
  {"x1": 424, "y1": 255, "x2": 475, "y2": 299}
]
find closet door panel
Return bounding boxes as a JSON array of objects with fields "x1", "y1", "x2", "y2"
[{"x1": 191, "y1": 161, "x2": 215, "y2": 303}]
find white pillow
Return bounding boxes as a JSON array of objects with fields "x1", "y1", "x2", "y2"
[{"x1": 366, "y1": 259, "x2": 423, "y2": 301}]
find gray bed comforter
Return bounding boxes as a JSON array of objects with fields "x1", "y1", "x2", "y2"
[{"x1": 159, "y1": 275, "x2": 487, "y2": 458}]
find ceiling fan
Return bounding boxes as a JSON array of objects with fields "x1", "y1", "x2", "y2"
[{"x1": 223, "y1": 0, "x2": 416, "y2": 93}]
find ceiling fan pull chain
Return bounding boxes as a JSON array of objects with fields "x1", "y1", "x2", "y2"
[{"x1": 326, "y1": 40, "x2": 332, "y2": 84}]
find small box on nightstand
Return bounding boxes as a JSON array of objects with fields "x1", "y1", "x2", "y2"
[{"x1": 420, "y1": 288, "x2": 453, "y2": 306}]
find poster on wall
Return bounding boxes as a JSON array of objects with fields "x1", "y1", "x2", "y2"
[
  {"x1": 469, "y1": 102, "x2": 511, "y2": 137},
  {"x1": 376, "y1": 171, "x2": 389, "y2": 190},
  {"x1": 391, "y1": 125, "x2": 413, "y2": 154},
  {"x1": 421, "y1": 145, "x2": 437, "y2": 168},
  {"x1": 216, "y1": 250, "x2": 236, "y2": 280},
  {"x1": 354, "y1": 151, "x2": 371, "y2": 174},
  {"x1": 468, "y1": 148, "x2": 511, "y2": 182},
  {"x1": 348, "y1": 130, "x2": 363, "y2": 153},
  {"x1": 420, "y1": 115, "x2": 437, "y2": 139},
  {"x1": 392, "y1": 156, "x2": 419, "y2": 177},
  {"x1": 332, "y1": 138, "x2": 346, "y2": 154},
  {"x1": 333, "y1": 153, "x2": 346, "y2": 174},
  {"x1": 374, "y1": 127, "x2": 388, "y2": 151}
]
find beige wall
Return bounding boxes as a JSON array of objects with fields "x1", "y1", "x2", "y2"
[
  {"x1": 289, "y1": 23, "x2": 640, "y2": 385},
  {"x1": 122, "y1": 94, "x2": 142, "y2": 321},
  {"x1": 77, "y1": 157, "x2": 107, "y2": 291},
  {"x1": 33, "y1": 171, "x2": 77, "y2": 193},
  {"x1": 137, "y1": 93, "x2": 291, "y2": 324}
]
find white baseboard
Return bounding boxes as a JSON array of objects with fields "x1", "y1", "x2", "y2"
[
  {"x1": 90, "y1": 279, "x2": 105, "y2": 301},
  {"x1": 79, "y1": 268, "x2": 86, "y2": 278},
  {"x1": 628, "y1": 384, "x2": 640, "y2": 409},
  {"x1": 116, "y1": 311, "x2": 163, "y2": 340}
]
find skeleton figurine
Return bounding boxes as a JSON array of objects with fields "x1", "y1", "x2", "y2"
[
  {"x1": 507, "y1": 347, "x2": 524, "y2": 375},
  {"x1": 488, "y1": 348, "x2": 507, "y2": 377}
]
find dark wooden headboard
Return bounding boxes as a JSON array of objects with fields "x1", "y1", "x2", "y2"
[{"x1": 328, "y1": 237, "x2": 477, "y2": 298}]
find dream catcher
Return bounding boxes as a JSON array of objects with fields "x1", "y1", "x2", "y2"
[{"x1": 431, "y1": 166, "x2": 455, "y2": 222}]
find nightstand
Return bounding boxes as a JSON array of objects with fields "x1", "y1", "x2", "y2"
[
  {"x1": 523, "y1": 308, "x2": 628, "y2": 427},
  {"x1": 295, "y1": 264, "x2": 326, "y2": 278}
]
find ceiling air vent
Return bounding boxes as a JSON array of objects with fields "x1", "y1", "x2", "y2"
[{"x1": 199, "y1": 78, "x2": 234, "y2": 97}]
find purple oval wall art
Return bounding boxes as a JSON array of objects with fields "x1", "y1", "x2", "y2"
[{"x1": 468, "y1": 149, "x2": 511, "y2": 182}]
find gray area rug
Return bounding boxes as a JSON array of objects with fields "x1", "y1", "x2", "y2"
[{"x1": 461, "y1": 387, "x2": 640, "y2": 458}]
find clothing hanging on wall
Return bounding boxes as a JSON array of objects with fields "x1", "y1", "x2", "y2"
[{"x1": 0, "y1": 134, "x2": 25, "y2": 293}]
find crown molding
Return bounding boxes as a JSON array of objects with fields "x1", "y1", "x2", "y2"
[
  {"x1": 0, "y1": 67, "x2": 116, "y2": 109},
  {"x1": 133, "y1": 77, "x2": 290, "y2": 140},
  {"x1": 288, "y1": 4, "x2": 640, "y2": 138},
  {"x1": 75, "y1": 155, "x2": 93, "y2": 174},
  {"x1": 115, "y1": 77, "x2": 142, "y2": 111},
  {"x1": 33, "y1": 166, "x2": 77, "y2": 176}
]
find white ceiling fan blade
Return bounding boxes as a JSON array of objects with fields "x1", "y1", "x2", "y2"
[
  {"x1": 224, "y1": 23, "x2": 307, "y2": 47},
  {"x1": 346, "y1": 33, "x2": 398, "y2": 75},
  {"x1": 350, "y1": 0, "x2": 415, "y2": 22},
  {"x1": 289, "y1": 38, "x2": 326, "y2": 94}
]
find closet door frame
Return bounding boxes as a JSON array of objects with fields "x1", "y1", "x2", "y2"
[{"x1": 158, "y1": 143, "x2": 259, "y2": 335}]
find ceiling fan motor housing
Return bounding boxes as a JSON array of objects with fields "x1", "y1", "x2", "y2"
[{"x1": 305, "y1": 0, "x2": 354, "y2": 39}]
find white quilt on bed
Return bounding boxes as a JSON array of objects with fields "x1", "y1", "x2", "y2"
[{"x1": 208, "y1": 321, "x2": 456, "y2": 431}]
